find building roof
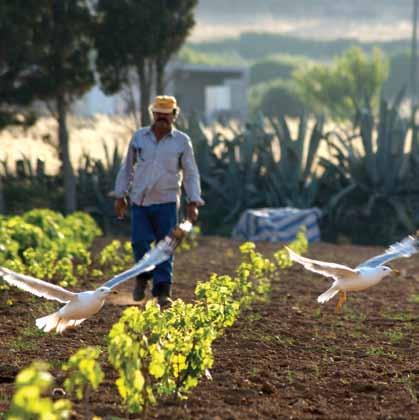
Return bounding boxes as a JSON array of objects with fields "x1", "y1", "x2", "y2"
[{"x1": 170, "y1": 61, "x2": 249, "y2": 77}]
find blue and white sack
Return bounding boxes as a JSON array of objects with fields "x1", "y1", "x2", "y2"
[{"x1": 232, "y1": 207, "x2": 322, "y2": 243}]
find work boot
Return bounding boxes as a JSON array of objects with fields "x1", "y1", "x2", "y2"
[
  {"x1": 153, "y1": 283, "x2": 172, "y2": 309},
  {"x1": 132, "y1": 275, "x2": 149, "y2": 301}
]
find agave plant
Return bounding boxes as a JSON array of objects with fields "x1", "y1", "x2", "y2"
[
  {"x1": 266, "y1": 114, "x2": 325, "y2": 208},
  {"x1": 179, "y1": 115, "x2": 265, "y2": 232},
  {"x1": 180, "y1": 113, "x2": 325, "y2": 234},
  {"x1": 77, "y1": 140, "x2": 123, "y2": 233},
  {"x1": 320, "y1": 94, "x2": 415, "y2": 243}
]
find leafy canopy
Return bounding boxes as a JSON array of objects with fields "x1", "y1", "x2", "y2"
[
  {"x1": 293, "y1": 46, "x2": 389, "y2": 120},
  {"x1": 0, "y1": 0, "x2": 41, "y2": 129}
]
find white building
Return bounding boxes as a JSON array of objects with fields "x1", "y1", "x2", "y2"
[
  {"x1": 165, "y1": 62, "x2": 249, "y2": 123},
  {"x1": 73, "y1": 62, "x2": 249, "y2": 123}
]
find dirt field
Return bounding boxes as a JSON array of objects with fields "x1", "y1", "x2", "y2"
[{"x1": 0, "y1": 236, "x2": 418, "y2": 419}]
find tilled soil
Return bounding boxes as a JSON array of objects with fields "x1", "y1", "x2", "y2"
[{"x1": 0, "y1": 237, "x2": 419, "y2": 419}]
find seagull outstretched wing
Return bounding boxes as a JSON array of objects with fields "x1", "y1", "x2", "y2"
[
  {"x1": 356, "y1": 235, "x2": 419, "y2": 269},
  {"x1": 0, "y1": 267, "x2": 75, "y2": 303},
  {"x1": 102, "y1": 220, "x2": 193, "y2": 290},
  {"x1": 100, "y1": 260, "x2": 156, "y2": 290},
  {"x1": 103, "y1": 235, "x2": 186, "y2": 290},
  {"x1": 286, "y1": 247, "x2": 358, "y2": 280}
]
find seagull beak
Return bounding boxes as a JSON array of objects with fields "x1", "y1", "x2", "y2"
[
  {"x1": 392, "y1": 269, "x2": 401, "y2": 277},
  {"x1": 112, "y1": 291, "x2": 118, "y2": 295}
]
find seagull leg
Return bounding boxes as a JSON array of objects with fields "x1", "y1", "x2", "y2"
[{"x1": 335, "y1": 291, "x2": 347, "y2": 313}]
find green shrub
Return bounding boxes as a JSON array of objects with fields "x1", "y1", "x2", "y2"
[
  {"x1": 0, "y1": 210, "x2": 101, "y2": 287},
  {"x1": 382, "y1": 50, "x2": 410, "y2": 99},
  {"x1": 250, "y1": 54, "x2": 309, "y2": 85},
  {"x1": 7, "y1": 361, "x2": 71, "y2": 419},
  {"x1": 63, "y1": 346, "x2": 104, "y2": 402},
  {"x1": 22, "y1": 209, "x2": 65, "y2": 240},
  {"x1": 249, "y1": 78, "x2": 306, "y2": 117}
]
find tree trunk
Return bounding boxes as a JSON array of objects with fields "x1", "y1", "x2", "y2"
[
  {"x1": 123, "y1": 72, "x2": 141, "y2": 128},
  {"x1": 57, "y1": 93, "x2": 76, "y2": 213},
  {"x1": 138, "y1": 59, "x2": 154, "y2": 127},
  {"x1": 411, "y1": 0, "x2": 419, "y2": 105},
  {"x1": 155, "y1": 55, "x2": 165, "y2": 95},
  {"x1": 0, "y1": 174, "x2": 5, "y2": 214}
]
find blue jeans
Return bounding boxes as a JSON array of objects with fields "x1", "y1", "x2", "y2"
[{"x1": 131, "y1": 203, "x2": 177, "y2": 292}]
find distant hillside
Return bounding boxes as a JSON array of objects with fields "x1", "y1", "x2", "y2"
[
  {"x1": 187, "y1": 33, "x2": 410, "y2": 62},
  {"x1": 192, "y1": 0, "x2": 415, "y2": 42}
]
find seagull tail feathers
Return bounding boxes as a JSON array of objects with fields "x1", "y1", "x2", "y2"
[
  {"x1": 317, "y1": 286, "x2": 340, "y2": 304},
  {"x1": 36, "y1": 312, "x2": 60, "y2": 333},
  {"x1": 36, "y1": 313, "x2": 87, "y2": 333},
  {"x1": 55, "y1": 318, "x2": 86, "y2": 334}
]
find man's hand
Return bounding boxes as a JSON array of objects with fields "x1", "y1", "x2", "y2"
[
  {"x1": 186, "y1": 202, "x2": 199, "y2": 223},
  {"x1": 115, "y1": 197, "x2": 128, "y2": 220}
]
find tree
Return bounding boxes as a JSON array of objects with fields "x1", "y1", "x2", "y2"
[
  {"x1": 95, "y1": 0, "x2": 155, "y2": 127},
  {"x1": 95, "y1": 0, "x2": 197, "y2": 127},
  {"x1": 2, "y1": 1, "x2": 95, "y2": 214},
  {"x1": 249, "y1": 54, "x2": 310, "y2": 86},
  {"x1": 248, "y1": 78, "x2": 306, "y2": 117},
  {"x1": 25, "y1": 0, "x2": 95, "y2": 214},
  {"x1": 382, "y1": 51, "x2": 410, "y2": 99},
  {"x1": 293, "y1": 47, "x2": 389, "y2": 121},
  {"x1": 0, "y1": 0, "x2": 45, "y2": 214},
  {"x1": 410, "y1": 0, "x2": 419, "y2": 106},
  {"x1": 0, "y1": 1, "x2": 39, "y2": 130},
  {"x1": 152, "y1": 0, "x2": 197, "y2": 94}
]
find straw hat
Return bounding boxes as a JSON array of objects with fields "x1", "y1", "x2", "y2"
[{"x1": 150, "y1": 95, "x2": 178, "y2": 114}]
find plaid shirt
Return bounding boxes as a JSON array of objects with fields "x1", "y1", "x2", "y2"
[{"x1": 114, "y1": 127, "x2": 204, "y2": 206}]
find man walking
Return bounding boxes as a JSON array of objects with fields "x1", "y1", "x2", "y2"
[{"x1": 113, "y1": 95, "x2": 204, "y2": 306}]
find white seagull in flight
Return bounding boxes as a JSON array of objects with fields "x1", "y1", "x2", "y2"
[
  {"x1": 0, "y1": 221, "x2": 193, "y2": 333},
  {"x1": 287, "y1": 234, "x2": 419, "y2": 312},
  {"x1": 0, "y1": 260, "x2": 156, "y2": 334}
]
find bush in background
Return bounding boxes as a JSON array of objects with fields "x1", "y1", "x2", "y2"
[
  {"x1": 249, "y1": 78, "x2": 307, "y2": 117},
  {"x1": 249, "y1": 54, "x2": 310, "y2": 85}
]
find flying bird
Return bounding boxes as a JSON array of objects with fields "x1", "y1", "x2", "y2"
[
  {"x1": 0, "y1": 220, "x2": 192, "y2": 333},
  {"x1": 286, "y1": 234, "x2": 419, "y2": 312},
  {"x1": 0, "y1": 261, "x2": 155, "y2": 334}
]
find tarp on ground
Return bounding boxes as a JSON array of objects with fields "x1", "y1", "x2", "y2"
[{"x1": 232, "y1": 207, "x2": 322, "y2": 243}]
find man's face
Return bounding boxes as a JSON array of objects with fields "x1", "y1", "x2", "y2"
[{"x1": 153, "y1": 111, "x2": 174, "y2": 128}]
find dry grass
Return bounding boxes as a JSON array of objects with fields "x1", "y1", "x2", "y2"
[
  {"x1": 0, "y1": 113, "x2": 414, "y2": 176},
  {"x1": 0, "y1": 114, "x2": 136, "y2": 174}
]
